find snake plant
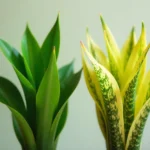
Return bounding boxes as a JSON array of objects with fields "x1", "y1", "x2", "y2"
[
  {"x1": 81, "y1": 16, "x2": 150, "y2": 150},
  {"x1": 0, "y1": 15, "x2": 81, "y2": 150}
]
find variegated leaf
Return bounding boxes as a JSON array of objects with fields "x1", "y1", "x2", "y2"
[
  {"x1": 81, "y1": 44, "x2": 106, "y2": 116},
  {"x1": 121, "y1": 27, "x2": 136, "y2": 70},
  {"x1": 123, "y1": 23, "x2": 147, "y2": 86},
  {"x1": 136, "y1": 58, "x2": 147, "y2": 94},
  {"x1": 135, "y1": 71, "x2": 150, "y2": 117},
  {"x1": 122, "y1": 43, "x2": 150, "y2": 93},
  {"x1": 104, "y1": 36, "x2": 122, "y2": 87},
  {"x1": 122, "y1": 44, "x2": 150, "y2": 140},
  {"x1": 86, "y1": 29, "x2": 109, "y2": 70},
  {"x1": 100, "y1": 16, "x2": 122, "y2": 72},
  {"x1": 100, "y1": 15, "x2": 121, "y2": 62},
  {"x1": 123, "y1": 71, "x2": 139, "y2": 140},
  {"x1": 81, "y1": 43, "x2": 125, "y2": 149},
  {"x1": 95, "y1": 104, "x2": 107, "y2": 140},
  {"x1": 125, "y1": 98, "x2": 150, "y2": 150}
]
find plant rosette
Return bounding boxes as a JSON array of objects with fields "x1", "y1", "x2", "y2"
[
  {"x1": 0, "y1": 15, "x2": 82, "y2": 150},
  {"x1": 81, "y1": 15, "x2": 150, "y2": 150}
]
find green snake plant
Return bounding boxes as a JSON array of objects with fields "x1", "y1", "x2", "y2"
[
  {"x1": 0, "y1": 15, "x2": 81, "y2": 150},
  {"x1": 81, "y1": 16, "x2": 150, "y2": 150}
]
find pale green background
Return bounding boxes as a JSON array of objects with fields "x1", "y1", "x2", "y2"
[{"x1": 0, "y1": 0, "x2": 150, "y2": 149}]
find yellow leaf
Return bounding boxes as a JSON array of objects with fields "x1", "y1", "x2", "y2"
[
  {"x1": 121, "y1": 43, "x2": 150, "y2": 93},
  {"x1": 124, "y1": 23, "x2": 147, "y2": 85},
  {"x1": 86, "y1": 29, "x2": 110, "y2": 70},
  {"x1": 121, "y1": 27, "x2": 136, "y2": 70},
  {"x1": 105, "y1": 34, "x2": 123, "y2": 87},
  {"x1": 135, "y1": 70, "x2": 150, "y2": 117},
  {"x1": 100, "y1": 15, "x2": 121, "y2": 67}
]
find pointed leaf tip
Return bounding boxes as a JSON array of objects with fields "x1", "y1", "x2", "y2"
[
  {"x1": 86, "y1": 27, "x2": 89, "y2": 34},
  {"x1": 100, "y1": 15, "x2": 105, "y2": 29},
  {"x1": 141, "y1": 22, "x2": 145, "y2": 33},
  {"x1": 131, "y1": 26, "x2": 135, "y2": 34}
]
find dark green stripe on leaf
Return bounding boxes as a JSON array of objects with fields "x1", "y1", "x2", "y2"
[
  {"x1": 94, "y1": 65, "x2": 124, "y2": 150},
  {"x1": 123, "y1": 72, "x2": 139, "y2": 140}
]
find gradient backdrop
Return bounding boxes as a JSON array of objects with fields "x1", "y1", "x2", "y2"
[{"x1": 0, "y1": 0, "x2": 150, "y2": 149}]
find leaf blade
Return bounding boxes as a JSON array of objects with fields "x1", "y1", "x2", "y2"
[
  {"x1": 21, "y1": 26, "x2": 44, "y2": 89},
  {"x1": 41, "y1": 15, "x2": 60, "y2": 70},
  {"x1": 81, "y1": 43, "x2": 125, "y2": 149},
  {"x1": 0, "y1": 77, "x2": 26, "y2": 117},
  {"x1": 36, "y1": 49, "x2": 60, "y2": 149},
  {"x1": 125, "y1": 98, "x2": 150, "y2": 150}
]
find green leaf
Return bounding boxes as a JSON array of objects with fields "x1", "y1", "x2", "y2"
[
  {"x1": 0, "y1": 39, "x2": 27, "y2": 77},
  {"x1": 55, "y1": 104, "x2": 68, "y2": 139},
  {"x1": 12, "y1": 115, "x2": 27, "y2": 149},
  {"x1": 41, "y1": 14, "x2": 60, "y2": 70},
  {"x1": 58, "y1": 61, "x2": 82, "y2": 108},
  {"x1": 14, "y1": 68, "x2": 36, "y2": 135},
  {"x1": 0, "y1": 77, "x2": 32, "y2": 148},
  {"x1": 0, "y1": 77, "x2": 26, "y2": 117},
  {"x1": 59, "y1": 60, "x2": 74, "y2": 83},
  {"x1": 55, "y1": 62, "x2": 82, "y2": 138},
  {"x1": 9, "y1": 107, "x2": 37, "y2": 150},
  {"x1": 0, "y1": 38, "x2": 37, "y2": 134},
  {"x1": 0, "y1": 103, "x2": 36, "y2": 150},
  {"x1": 21, "y1": 26, "x2": 44, "y2": 89},
  {"x1": 36, "y1": 49, "x2": 60, "y2": 150},
  {"x1": 125, "y1": 98, "x2": 150, "y2": 150},
  {"x1": 48, "y1": 100, "x2": 68, "y2": 150}
]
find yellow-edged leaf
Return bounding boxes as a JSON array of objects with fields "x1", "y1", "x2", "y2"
[
  {"x1": 135, "y1": 70, "x2": 150, "y2": 117},
  {"x1": 100, "y1": 15, "x2": 120, "y2": 60},
  {"x1": 81, "y1": 42, "x2": 108, "y2": 140},
  {"x1": 123, "y1": 71, "x2": 139, "y2": 140},
  {"x1": 100, "y1": 16, "x2": 121, "y2": 68},
  {"x1": 124, "y1": 23, "x2": 147, "y2": 85},
  {"x1": 81, "y1": 43, "x2": 125, "y2": 149},
  {"x1": 121, "y1": 27, "x2": 136, "y2": 70},
  {"x1": 81, "y1": 44, "x2": 106, "y2": 116},
  {"x1": 104, "y1": 35, "x2": 122, "y2": 87},
  {"x1": 122, "y1": 43, "x2": 150, "y2": 93},
  {"x1": 95, "y1": 104, "x2": 107, "y2": 140},
  {"x1": 121, "y1": 44, "x2": 150, "y2": 139},
  {"x1": 86, "y1": 29, "x2": 109, "y2": 70},
  {"x1": 125, "y1": 98, "x2": 150, "y2": 150},
  {"x1": 136, "y1": 58, "x2": 147, "y2": 93}
]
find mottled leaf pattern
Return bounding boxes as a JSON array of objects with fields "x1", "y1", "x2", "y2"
[
  {"x1": 126, "y1": 98, "x2": 150, "y2": 150},
  {"x1": 123, "y1": 72, "x2": 139, "y2": 140},
  {"x1": 82, "y1": 44, "x2": 124, "y2": 149},
  {"x1": 82, "y1": 16, "x2": 150, "y2": 150}
]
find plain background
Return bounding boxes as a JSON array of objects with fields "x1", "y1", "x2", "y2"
[{"x1": 0, "y1": 0, "x2": 150, "y2": 149}]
